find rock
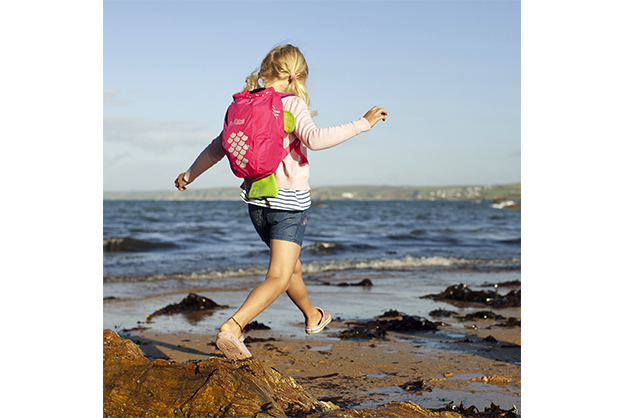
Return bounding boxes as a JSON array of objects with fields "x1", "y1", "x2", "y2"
[
  {"x1": 313, "y1": 402, "x2": 465, "y2": 418},
  {"x1": 103, "y1": 329, "x2": 332, "y2": 417},
  {"x1": 103, "y1": 329, "x2": 465, "y2": 418}
]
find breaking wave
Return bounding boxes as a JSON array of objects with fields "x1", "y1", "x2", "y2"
[
  {"x1": 103, "y1": 237, "x2": 177, "y2": 252},
  {"x1": 103, "y1": 255, "x2": 521, "y2": 283}
]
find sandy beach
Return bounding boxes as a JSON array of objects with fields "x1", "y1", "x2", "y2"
[{"x1": 105, "y1": 266, "x2": 521, "y2": 414}]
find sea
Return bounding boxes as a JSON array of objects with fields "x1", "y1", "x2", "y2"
[
  {"x1": 103, "y1": 198, "x2": 521, "y2": 412},
  {"x1": 104, "y1": 199, "x2": 520, "y2": 284}
]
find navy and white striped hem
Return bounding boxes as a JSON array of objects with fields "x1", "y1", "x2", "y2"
[{"x1": 241, "y1": 189, "x2": 311, "y2": 211}]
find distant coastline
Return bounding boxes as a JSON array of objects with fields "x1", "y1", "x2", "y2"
[{"x1": 103, "y1": 183, "x2": 521, "y2": 203}]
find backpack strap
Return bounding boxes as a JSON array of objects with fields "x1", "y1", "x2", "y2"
[
  {"x1": 279, "y1": 93, "x2": 308, "y2": 166},
  {"x1": 287, "y1": 138, "x2": 308, "y2": 166}
]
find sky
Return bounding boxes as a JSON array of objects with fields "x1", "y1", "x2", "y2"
[{"x1": 104, "y1": 0, "x2": 521, "y2": 192}]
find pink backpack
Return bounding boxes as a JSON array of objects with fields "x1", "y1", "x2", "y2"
[{"x1": 222, "y1": 87, "x2": 307, "y2": 180}]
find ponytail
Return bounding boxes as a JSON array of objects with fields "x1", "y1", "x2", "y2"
[
  {"x1": 244, "y1": 73, "x2": 261, "y2": 92},
  {"x1": 287, "y1": 77, "x2": 317, "y2": 116}
]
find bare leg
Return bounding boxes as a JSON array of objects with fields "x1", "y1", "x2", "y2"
[
  {"x1": 221, "y1": 239, "x2": 306, "y2": 337},
  {"x1": 285, "y1": 259, "x2": 323, "y2": 327}
]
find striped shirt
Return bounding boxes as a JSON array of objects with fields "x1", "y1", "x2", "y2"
[{"x1": 240, "y1": 188, "x2": 311, "y2": 211}]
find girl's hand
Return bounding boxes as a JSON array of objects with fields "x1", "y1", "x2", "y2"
[
  {"x1": 363, "y1": 106, "x2": 388, "y2": 128},
  {"x1": 175, "y1": 173, "x2": 189, "y2": 191}
]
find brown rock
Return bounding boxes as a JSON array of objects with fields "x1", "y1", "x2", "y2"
[{"x1": 103, "y1": 329, "x2": 464, "y2": 418}]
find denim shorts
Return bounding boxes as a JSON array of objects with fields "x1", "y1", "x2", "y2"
[{"x1": 248, "y1": 205, "x2": 308, "y2": 246}]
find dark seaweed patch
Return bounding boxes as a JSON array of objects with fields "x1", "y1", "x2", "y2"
[
  {"x1": 422, "y1": 284, "x2": 520, "y2": 308},
  {"x1": 146, "y1": 293, "x2": 227, "y2": 321},
  {"x1": 338, "y1": 310, "x2": 437, "y2": 340},
  {"x1": 432, "y1": 401, "x2": 519, "y2": 417},
  {"x1": 399, "y1": 379, "x2": 432, "y2": 393},
  {"x1": 336, "y1": 279, "x2": 373, "y2": 287},
  {"x1": 429, "y1": 308, "x2": 456, "y2": 318},
  {"x1": 458, "y1": 310, "x2": 506, "y2": 321},
  {"x1": 244, "y1": 320, "x2": 271, "y2": 331}
]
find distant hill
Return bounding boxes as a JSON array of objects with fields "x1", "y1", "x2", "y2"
[{"x1": 104, "y1": 183, "x2": 520, "y2": 202}]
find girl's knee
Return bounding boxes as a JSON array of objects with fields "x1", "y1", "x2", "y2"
[
  {"x1": 265, "y1": 274, "x2": 291, "y2": 293},
  {"x1": 293, "y1": 260, "x2": 302, "y2": 276}
]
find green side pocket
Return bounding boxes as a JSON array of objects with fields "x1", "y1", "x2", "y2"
[
  {"x1": 248, "y1": 173, "x2": 279, "y2": 199},
  {"x1": 284, "y1": 111, "x2": 296, "y2": 133}
]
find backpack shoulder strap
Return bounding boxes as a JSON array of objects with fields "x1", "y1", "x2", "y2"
[{"x1": 279, "y1": 94, "x2": 308, "y2": 166}]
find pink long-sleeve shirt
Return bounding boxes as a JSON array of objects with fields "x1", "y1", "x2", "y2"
[{"x1": 183, "y1": 94, "x2": 371, "y2": 191}]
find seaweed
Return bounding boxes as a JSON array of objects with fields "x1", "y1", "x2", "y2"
[
  {"x1": 377, "y1": 309, "x2": 402, "y2": 318},
  {"x1": 458, "y1": 310, "x2": 506, "y2": 321},
  {"x1": 338, "y1": 311, "x2": 437, "y2": 340},
  {"x1": 422, "y1": 284, "x2": 520, "y2": 308},
  {"x1": 244, "y1": 337, "x2": 277, "y2": 343},
  {"x1": 494, "y1": 317, "x2": 521, "y2": 328},
  {"x1": 336, "y1": 279, "x2": 373, "y2": 287},
  {"x1": 399, "y1": 379, "x2": 432, "y2": 393},
  {"x1": 146, "y1": 293, "x2": 227, "y2": 321},
  {"x1": 244, "y1": 320, "x2": 271, "y2": 331},
  {"x1": 432, "y1": 401, "x2": 519, "y2": 417},
  {"x1": 480, "y1": 279, "x2": 521, "y2": 288},
  {"x1": 429, "y1": 308, "x2": 456, "y2": 318}
]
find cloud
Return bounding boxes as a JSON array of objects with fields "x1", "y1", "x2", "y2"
[
  {"x1": 104, "y1": 90, "x2": 133, "y2": 106},
  {"x1": 104, "y1": 116, "x2": 213, "y2": 150},
  {"x1": 103, "y1": 151, "x2": 132, "y2": 168}
]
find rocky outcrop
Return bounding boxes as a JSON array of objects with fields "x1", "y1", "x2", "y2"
[{"x1": 103, "y1": 329, "x2": 464, "y2": 418}]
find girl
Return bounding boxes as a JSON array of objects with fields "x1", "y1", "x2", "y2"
[{"x1": 175, "y1": 44, "x2": 387, "y2": 360}]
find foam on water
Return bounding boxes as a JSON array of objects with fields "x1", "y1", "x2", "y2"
[
  {"x1": 104, "y1": 200, "x2": 520, "y2": 281},
  {"x1": 104, "y1": 255, "x2": 520, "y2": 283}
]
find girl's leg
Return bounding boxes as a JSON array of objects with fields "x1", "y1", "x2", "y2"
[
  {"x1": 285, "y1": 259, "x2": 323, "y2": 327},
  {"x1": 220, "y1": 239, "x2": 302, "y2": 337}
]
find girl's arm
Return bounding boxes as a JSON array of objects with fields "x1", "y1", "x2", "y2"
[
  {"x1": 286, "y1": 97, "x2": 387, "y2": 151},
  {"x1": 175, "y1": 133, "x2": 225, "y2": 190}
]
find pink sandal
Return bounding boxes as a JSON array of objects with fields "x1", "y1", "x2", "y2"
[
  {"x1": 306, "y1": 307, "x2": 332, "y2": 334},
  {"x1": 216, "y1": 317, "x2": 252, "y2": 360}
]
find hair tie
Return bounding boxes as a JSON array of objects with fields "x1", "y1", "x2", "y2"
[{"x1": 289, "y1": 74, "x2": 298, "y2": 80}]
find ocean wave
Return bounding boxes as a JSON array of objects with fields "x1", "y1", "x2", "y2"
[
  {"x1": 302, "y1": 256, "x2": 519, "y2": 273},
  {"x1": 103, "y1": 255, "x2": 521, "y2": 283},
  {"x1": 303, "y1": 241, "x2": 343, "y2": 255},
  {"x1": 302, "y1": 241, "x2": 378, "y2": 255},
  {"x1": 103, "y1": 237, "x2": 177, "y2": 252},
  {"x1": 499, "y1": 238, "x2": 521, "y2": 245}
]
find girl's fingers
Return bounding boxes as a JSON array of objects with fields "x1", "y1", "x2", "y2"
[
  {"x1": 364, "y1": 106, "x2": 388, "y2": 127},
  {"x1": 175, "y1": 173, "x2": 188, "y2": 190}
]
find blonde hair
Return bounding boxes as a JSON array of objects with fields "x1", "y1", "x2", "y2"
[{"x1": 245, "y1": 44, "x2": 317, "y2": 116}]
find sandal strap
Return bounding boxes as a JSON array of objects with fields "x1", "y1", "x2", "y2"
[{"x1": 230, "y1": 316, "x2": 244, "y2": 333}]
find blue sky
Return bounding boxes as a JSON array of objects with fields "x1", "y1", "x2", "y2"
[{"x1": 104, "y1": 0, "x2": 520, "y2": 192}]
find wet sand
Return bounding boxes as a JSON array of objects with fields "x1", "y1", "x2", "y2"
[{"x1": 105, "y1": 267, "x2": 521, "y2": 413}]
